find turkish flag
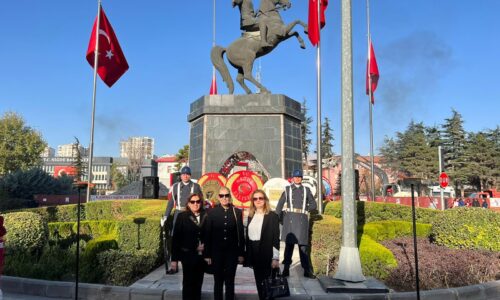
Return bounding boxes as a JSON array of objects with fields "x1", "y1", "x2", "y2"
[
  {"x1": 366, "y1": 41, "x2": 379, "y2": 104},
  {"x1": 86, "y1": 7, "x2": 128, "y2": 87},
  {"x1": 209, "y1": 72, "x2": 218, "y2": 95},
  {"x1": 308, "y1": 0, "x2": 328, "y2": 46}
]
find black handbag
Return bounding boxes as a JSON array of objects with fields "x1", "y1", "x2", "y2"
[{"x1": 263, "y1": 268, "x2": 290, "y2": 299}]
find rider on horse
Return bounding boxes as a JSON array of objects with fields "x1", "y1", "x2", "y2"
[{"x1": 232, "y1": 0, "x2": 272, "y2": 48}]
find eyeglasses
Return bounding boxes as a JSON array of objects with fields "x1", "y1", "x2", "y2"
[
  {"x1": 252, "y1": 197, "x2": 265, "y2": 201},
  {"x1": 189, "y1": 200, "x2": 202, "y2": 204},
  {"x1": 219, "y1": 194, "x2": 231, "y2": 198}
]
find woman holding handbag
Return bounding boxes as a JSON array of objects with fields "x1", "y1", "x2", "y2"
[
  {"x1": 246, "y1": 189, "x2": 281, "y2": 300},
  {"x1": 170, "y1": 193, "x2": 207, "y2": 300}
]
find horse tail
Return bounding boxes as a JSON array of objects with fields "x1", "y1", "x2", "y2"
[{"x1": 210, "y1": 46, "x2": 234, "y2": 94}]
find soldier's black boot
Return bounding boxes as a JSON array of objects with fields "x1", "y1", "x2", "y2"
[{"x1": 282, "y1": 265, "x2": 290, "y2": 277}]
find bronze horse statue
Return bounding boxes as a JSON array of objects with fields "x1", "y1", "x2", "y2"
[{"x1": 211, "y1": 0, "x2": 307, "y2": 94}]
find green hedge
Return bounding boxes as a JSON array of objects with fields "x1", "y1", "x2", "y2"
[
  {"x1": 80, "y1": 236, "x2": 119, "y2": 282},
  {"x1": 431, "y1": 207, "x2": 500, "y2": 251},
  {"x1": 310, "y1": 215, "x2": 342, "y2": 276},
  {"x1": 3, "y1": 211, "x2": 48, "y2": 253},
  {"x1": 29, "y1": 199, "x2": 166, "y2": 222},
  {"x1": 359, "y1": 235, "x2": 397, "y2": 279},
  {"x1": 324, "y1": 201, "x2": 441, "y2": 224},
  {"x1": 362, "y1": 221, "x2": 432, "y2": 242},
  {"x1": 97, "y1": 249, "x2": 158, "y2": 286}
]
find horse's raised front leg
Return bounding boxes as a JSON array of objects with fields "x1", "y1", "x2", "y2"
[
  {"x1": 284, "y1": 30, "x2": 305, "y2": 49},
  {"x1": 242, "y1": 62, "x2": 270, "y2": 94},
  {"x1": 236, "y1": 69, "x2": 253, "y2": 94},
  {"x1": 285, "y1": 20, "x2": 308, "y2": 35}
]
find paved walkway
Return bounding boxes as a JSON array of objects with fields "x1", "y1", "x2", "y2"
[{"x1": 130, "y1": 242, "x2": 327, "y2": 297}]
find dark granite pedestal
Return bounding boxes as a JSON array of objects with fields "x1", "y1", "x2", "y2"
[
  {"x1": 188, "y1": 94, "x2": 304, "y2": 179},
  {"x1": 318, "y1": 276, "x2": 390, "y2": 294}
]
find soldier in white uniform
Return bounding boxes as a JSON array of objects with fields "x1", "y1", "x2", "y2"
[{"x1": 275, "y1": 169, "x2": 317, "y2": 278}]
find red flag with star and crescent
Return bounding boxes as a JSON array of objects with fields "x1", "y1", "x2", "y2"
[
  {"x1": 308, "y1": 0, "x2": 328, "y2": 46},
  {"x1": 366, "y1": 40, "x2": 379, "y2": 104},
  {"x1": 86, "y1": 7, "x2": 128, "y2": 87}
]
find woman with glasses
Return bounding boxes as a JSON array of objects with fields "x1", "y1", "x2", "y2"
[
  {"x1": 170, "y1": 193, "x2": 207, "y2": 300},
  {"x1": 246, "y1": 189, "x2": 280, "y2": 300},
  {"x1": 204, "y1": 187, "x2": 245, "y2": 300}
]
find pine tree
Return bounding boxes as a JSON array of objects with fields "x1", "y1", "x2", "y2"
[
  {"x1": 464, "y1": 132, "x2": 498, "y2": 190},
  {"x1": 301, "y1": 99, "x2": 313, "y2": 168},
  {"x1": 441, "y1": 109, "x2": 468, "y2": 191},
  {"x1": 72, "y1": 137, "x2": 86, "y2": 182},
  {"x1": 321, "y1": 117, "x2": 334, "y2": 159}
]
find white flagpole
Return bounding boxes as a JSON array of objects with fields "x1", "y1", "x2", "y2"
[
  {"x1": 367, "y1": 0, "x2": 376, "y2": 202},
  {"x1": 315, "y1": 0, "x2": 323, "y2": 214},
  {"x1": 86, "y1": 0, "x2": 102, "y2": 203}
]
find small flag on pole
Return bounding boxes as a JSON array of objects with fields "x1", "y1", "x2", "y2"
[
  {"x1": 86, "y1": 7, "x2": 129, "y2": 87},
  {"x1": 366, "y1": 40, "x2": 379, "y2": 104},
  {"x1": 308, "y1": 0, "x2": 328, "y2": 46},
  {"x1": 209, "y1": 72, "x2": 218, "y2": 95}
]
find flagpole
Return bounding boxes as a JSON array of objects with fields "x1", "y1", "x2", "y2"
[
  {"x1": 86, "y1": 0, "x2": 102, "y2": 204},
  {"x1": 367, "y1": 0, "x2": 376, "y2": 202},
  {"x1": 212, "y1": 0, "x2": 217, "y2": 91},
  {"x1": 315, "y1": 0, "x2": 323, "y2": 214}
]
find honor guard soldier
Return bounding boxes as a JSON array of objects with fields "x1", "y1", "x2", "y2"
[
  {"x1": 162, "y1": 166, "x2": 202, "y2": 274},
  {"x1": 275, "y1": 169, "x2": 317, "y2": 278}
]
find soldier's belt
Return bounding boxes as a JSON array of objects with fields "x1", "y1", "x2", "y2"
[
  {"x1": 289, "y1": 209, "x2": 308, "y2": 213},
  {"x1": 175, "y1": 206, "x2": 185, "y2": 210}
]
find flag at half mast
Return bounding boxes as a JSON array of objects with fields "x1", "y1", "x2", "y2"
[
  {"x1": 86, "y1": 7, "x2": 129, "y2": 87},
  {"x1": 308, "y1": 0, "x2": 328, "y2": 46},
  {"x1": 366, "y1": 40, "x2": 379, "y2": 104}
]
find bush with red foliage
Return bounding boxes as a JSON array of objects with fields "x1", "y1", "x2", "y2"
[{"x1": 382, "y1": 237, "x2": 500, "y2": 291}]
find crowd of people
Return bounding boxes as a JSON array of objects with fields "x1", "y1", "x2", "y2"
[
  {"x1": 451, "y1": 196, "x2": 489, "y2": 208},
  {"x1": 164, "y1": 166, "x2": 316, "y2": 300}
]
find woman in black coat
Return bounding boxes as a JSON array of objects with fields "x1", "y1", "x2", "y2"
[
  {"x1": 170, "y1": 193, "x2": 207, "y2": 300},
  {"x1": 204, "y1": 187, "x2": 245, "y2": 300},
  {"x1": 246, "y1": 189, "x2": 280, "y2": 300}
]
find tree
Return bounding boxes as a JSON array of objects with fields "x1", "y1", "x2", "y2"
[
  {"x1": 301, "y1": 98, "x2": 313, "y2": 167},
  {"x1": 379, "y1": 121, "x2": 437, "y2": 180},
  {"x1": 175, "y1": 145, "x2": 189, "y2": 171},
  {"x1": 0, "y1": 112, "x2": 46, "y2": 175},
  {"x1": 126, "y1": 146, "x2": 145, "y2": 182},
  {"x1": 463, "y1": 132, "x2": 498, "y2": 190},
  {"x1": 441, "y1": 109, "x2": 468, "y2": 191},
  {"x1": 321, "y1": 117, "x2": 334, "y2": 159},
  {"x1": 110, "y1": 162, "x2": 127, "y2": 190},
  {"x1": 72, "y1": 137, "x2": 86, "y2": 182}
]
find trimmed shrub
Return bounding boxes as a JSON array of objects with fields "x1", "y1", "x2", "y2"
[
  {"x1": 383, "y1": 237, "x2": 500, "y2": 291},
  {"x1": 362, "y1": 221, "x2": 432, "y2": 242},
  {"x1": 97, "y1": 249, "x2": 158, "y2": 286},
  {"x1": 116, "y1": 217, "x2": 162, "y2": 256},
  {"x1": 29, "y1": 204, "x2": 83, "y2": 223},
  {"x1": 80, "y1": 236, "x2": 119, "y2": 283},
  {"x1": 359, "y1": 235, "x2": 397, "y2": 279},
  {"x1": 325, "y1": 201, "x2": 441, "y2": 224},
  {"x1": 310, "y1": 215, "x2": 342, "y2": 276},
  {"x1": 3, "y1": 211, "x2": 48, "y2": 253},
  {"x1": 431, "y1": 207, "x2": 500, "y2": 251}
]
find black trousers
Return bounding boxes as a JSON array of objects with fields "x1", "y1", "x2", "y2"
[
  {"x1": 249, "y1": 241, "x2": 272, "y2": 300},
  {"x1": 283, "y1": 242, "x2": 313, "y2": 274},
  {"x1": 181, "y1": 256, "x2": 205, "y2": 300},
  {"x1": 213, "y1": 253, "x2": 238, "y2": 300}
]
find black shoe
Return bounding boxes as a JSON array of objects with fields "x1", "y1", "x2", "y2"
[
  {"x1": 282, "y1": 268, "x2": 290, "y2": 277},
  {"x1": 304, "y1": 272, "x2": 316, "y2": 279},
  {"x1": 166, "y1": 269, "x2": 178, "y2": 275}
]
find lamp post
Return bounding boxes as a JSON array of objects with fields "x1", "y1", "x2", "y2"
[{"x1": 72, "y1": 181, "x2": 88, "y2": 300}]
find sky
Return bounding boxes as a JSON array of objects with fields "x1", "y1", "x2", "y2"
[{"x1": 1, "y1": 0, "x2": 499, "y2": 158}]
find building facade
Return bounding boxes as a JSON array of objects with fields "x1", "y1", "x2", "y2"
[
  {"x1": 57, "y1": 143, "x2": 88, "y2": 158},
  {"x1": 120, "y1": 137, "x2": 155, "y2": 160}
]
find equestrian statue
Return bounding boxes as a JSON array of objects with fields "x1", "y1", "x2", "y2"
[{"x1": 211, "y1": 0, "x2": 307, "y2": 94}]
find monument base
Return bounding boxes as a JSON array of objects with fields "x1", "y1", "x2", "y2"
[
  {"x1": 188, "y1": 94, "x2": 304, "y2": 179},
  {"x1": 318, "y1": 276, "x2": 389, "y2": 294}
]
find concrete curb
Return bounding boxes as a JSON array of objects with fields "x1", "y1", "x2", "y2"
[{"x1": 1, "y1": 276, "x2": 499, "y2": 300}]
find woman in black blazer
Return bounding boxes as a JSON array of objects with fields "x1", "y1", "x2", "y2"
[
  {"x1": 170, "y1": 193, "x2": 207, "y2": 300},
  {"x1": 246, "y1": 189, "x2": 280, "y2": 300}
]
